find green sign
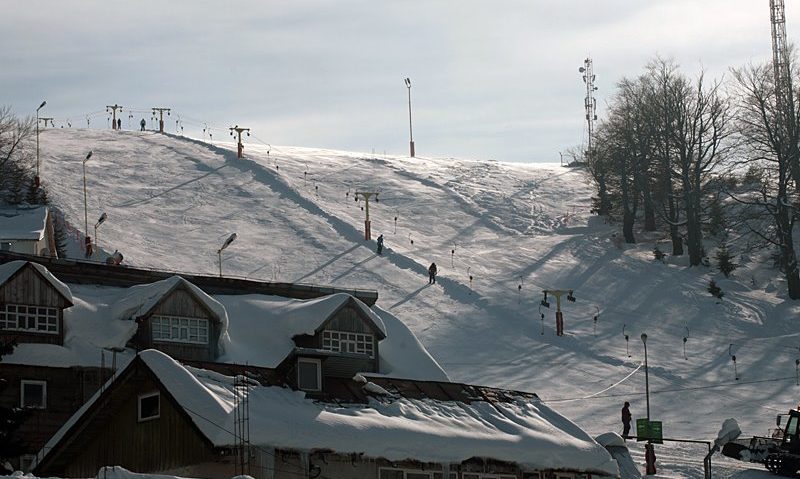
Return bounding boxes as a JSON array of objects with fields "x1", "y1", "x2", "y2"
[{"x1": 636, "y1": 418, "x2": 663, "y2": 444}]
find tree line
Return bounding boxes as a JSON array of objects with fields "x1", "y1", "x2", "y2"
[
  {"x1": 586, "y1": 56, "x2": 800, "y2": 299},
  {"x1": 0, "y1": 105, "x2": 67, "y2": 257}
]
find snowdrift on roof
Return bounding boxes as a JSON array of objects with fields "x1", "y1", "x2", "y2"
[
  {"x1": 216, "y1": 293, "x2": 447, "y2": 379},
  {"x1": 135, "y1": 350, "x2": 615, "y2": 475},
  {"x1": 112, "y1": 275, "x2": 231, "y2": 352},
  {"x1": 0, "y1": 206, "x2": 48, "y2": 240}
]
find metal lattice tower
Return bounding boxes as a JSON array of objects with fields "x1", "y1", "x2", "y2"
[
  {"x1": 770, "y1": 0, "x2": 794, "y2": 119},
  {"x1": 579, "y1": 58, "x2": 598, "y2": 154},
  {"x1": 233, "y1": 375, "x2": 251, "y2": 476}
]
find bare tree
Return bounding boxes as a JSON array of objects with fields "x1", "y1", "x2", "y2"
[{"x1": 731, "y1": 63, "x2": 800, "y2": 298}]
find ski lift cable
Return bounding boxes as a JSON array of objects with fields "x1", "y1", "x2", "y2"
[
  {"x1": 543, "y1": 374, "x2": 799, "y2": 403},
  {"x1": 551, "y1": 361, "x2": 644, "y2": 403}
]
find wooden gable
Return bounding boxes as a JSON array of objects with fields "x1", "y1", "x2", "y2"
[
  {"x1": 0, "y1": 262, "x2": 72, "y2": 309},
  {"x1": 145, "y1": 284, "x2": 218, "y2": 323},
  {"x1": 131, "y1": 282, "x2": 222, "y2": 362},
  {"x1": 316, "y1": 297, "x2": 385, "y2": 340},
  {"x1": 33, "y1": 356, "x2": 217, "y2": 477}
]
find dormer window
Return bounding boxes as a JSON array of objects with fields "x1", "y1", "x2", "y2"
[
  {"x1": 322, "y1": 330, "x2": 374, "y2": 358},
  {"x1": 151, "y1": 315, "x2": 209, "y2": 344},
  {"x1": 0, "y1": 304, "x2": 58, "y2": 334}
]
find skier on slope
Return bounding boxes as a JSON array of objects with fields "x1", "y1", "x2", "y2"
[
  {"x1": 428, "y1": 262, "x2": 437, "y2": 284},
  {"x1": 376, "y1": 234, "x2": 384, "y2": 255}
]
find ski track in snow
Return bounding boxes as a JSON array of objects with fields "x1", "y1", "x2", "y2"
[{"x1": 35, "y1": 128, "x2": 800, "y2": 477}]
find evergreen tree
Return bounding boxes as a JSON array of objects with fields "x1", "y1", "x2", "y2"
[
  {"x1": 716, "y1": 245, "x2": 738, "y2": 278},
  {"x1": 53, "y1": 212, "x2": 68, "y2": 259},
  {"x1": 708, "y1": 279, "x2": 724, "y2": 299}
]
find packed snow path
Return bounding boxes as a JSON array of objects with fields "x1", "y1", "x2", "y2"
[{"x1": 38, "y1": 129, "x2": 800, "y2": 472}]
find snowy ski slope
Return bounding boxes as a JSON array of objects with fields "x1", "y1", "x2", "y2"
[{"x1": 36, "y1": 128, "x2": 800, "y2": 476}]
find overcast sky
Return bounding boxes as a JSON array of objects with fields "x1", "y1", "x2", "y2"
[{"x1": 1, "y1": 1, "x2": 796, "y2": 162}]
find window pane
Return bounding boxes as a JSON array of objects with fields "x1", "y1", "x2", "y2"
[
  {"x1": 407, "y1": 474, "x2": 432, "y2": 479},
  {"x1": 297, "y1": 361, "x2": 319, "y2": 390},
  {"x1": 22, "y1": 383, "x2": 45, "y2": 408},
  {"x1": 139, "y1": 394, "x2": 160, "y2": 420}
]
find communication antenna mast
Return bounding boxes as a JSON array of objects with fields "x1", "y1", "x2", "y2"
[
  {"x1": 771, "y1": 0, "x2": 792, "y2": 112},
  {"x1": 579, "y1": 58, "x2": 598, "y2": 155}
]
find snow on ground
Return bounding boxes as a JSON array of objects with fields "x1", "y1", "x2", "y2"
[{"x1": 34, "y1": 127, "x2": 800, "y2": 477}]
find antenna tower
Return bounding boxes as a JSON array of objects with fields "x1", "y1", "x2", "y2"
[
  {"x1": 579, "y1": 58, "x2": 598, "y2": 154},
  {"x1": 233, "y1": 374, "x2": 251, "y2": 476},
  {"x1": 770, "y1": 0, "x2": 793, "y2": 115}
]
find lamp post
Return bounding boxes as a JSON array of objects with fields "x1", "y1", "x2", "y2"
[
  {"x1": 641, "y1": 333, "x2": 657, "y2": 474},
  {"x1": 404, "y1": 77, "x2": 415, "y2": 157},
  {"x1": 83, "y1": 151, "x2": 93, "y2": 250},
  {"x1": 217, "y1": 233, "x2": 237, "y2": 277},
  {"x1": 94, "y1": 212, "x2": 107, "y2": 257},
  {"x1": 35, "y1": 100, "x2": 46, "y2": 187}
]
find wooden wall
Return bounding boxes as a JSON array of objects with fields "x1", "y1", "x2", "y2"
[
  {"x1": 0, "y1": 264, "x2": 70, "y2": 345},
  {"x1": 0, "y1": 364, "x2": 112, "y2": 468},
  {"x1": 61, "y1": 369, "x2": 216, "y2": 477}
]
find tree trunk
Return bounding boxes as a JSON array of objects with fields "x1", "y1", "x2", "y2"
[{"x1": 642, "y1": 181, "x2": 657, "y2": 231}]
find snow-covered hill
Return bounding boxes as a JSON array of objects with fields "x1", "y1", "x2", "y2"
[{"x1": 36, "y1": 128, "x2": 800, "y2": 476}]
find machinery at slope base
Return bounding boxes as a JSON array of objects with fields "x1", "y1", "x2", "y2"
[{"x1": 722, "y1": 408, "x2": 800, "y2": 476}]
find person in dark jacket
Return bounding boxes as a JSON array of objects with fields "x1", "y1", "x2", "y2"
[
  {"x1": 376, "y1": 234, "x2": 384, "y2": 255},
  {"x1": 117, "y1": 118, "x2": 122, "y2": 130},
  {"x1": 140, "y1": 118, "x2": 146, "y2": 131},
  {"x1": 621, "y1": 401, "x2": 632, "y2": 438},
  {"x1": 428, "y1": 262, "x2": 437, "y2": 284}
]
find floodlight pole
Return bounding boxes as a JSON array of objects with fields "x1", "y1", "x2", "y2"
[
  {"x1": 641, "y1": 332, "x2": 657, "y2": 474},
  {"x1": 355, "y1": 191, "x2": 379, "y2": 240},
  {"x1": 217, "y1": 233, "x2": 237, "y2": 277},
  {"x1": 94, "y1": 213, "x2": 107, "y2": 258},
  {"x1": 229, "y1": 126, "x2": 251, "y2": 158},
  {"x1": 106, "y1": 105, "x2": 123, "y2": 130},
  {"x1": 152, "y1": 107, "x2": 171, "y2": 133},
  {"x1": 405, "y1": 78, "x2": 415, "y2": 157},
  {"x1": 35, "y1": 101, "x2": 46, "y2": 187},
  {"x1": 82, "y1": 151, "x2": 93, "y2": 248}
]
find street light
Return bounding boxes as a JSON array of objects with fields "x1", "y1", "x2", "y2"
[
  {"x1": 641, "y1": 332, "x2": 657, "y2": 474},
  {"x1": 35, "y1": 100, "x2": 46, "y2": 187},
  {"x1": 83, "y1": 151, "x2": 93, "y2": 255},
  {"x1": 404, "y1": 77, "x2": 415, "y2": 158},
  {"x1": 217, "y1": 233, "x2": 237, "y2": 277},
  {"x1": 94, "y1": 212, "x2": 107, "y2": 258}
]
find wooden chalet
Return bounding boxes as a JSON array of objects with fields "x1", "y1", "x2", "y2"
[{"x1": 33, "y1": 350, "x2": 619, "y2": 479}]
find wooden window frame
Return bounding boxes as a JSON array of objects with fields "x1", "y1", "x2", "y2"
[
  {"x1": 297, "y1": 358, "x2": 322, "y2": 392},
  {"x1": 20, "y1": 380, "x2": 47, "y2": 409},
  {"x1": 322, "y1": 330, "x2": 374, "y2": 358},
  {"x1": 0, "y1": 304, "x2": 58, "y2": 334},
  {"x1": 151, "y1": 314, "x2": 209, "y2": 345},
  {"x1": 137, "y1": 391, "x2": 160, "y2": 422}
]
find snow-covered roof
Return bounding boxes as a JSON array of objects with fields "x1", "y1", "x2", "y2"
[
  {"x1": 0, "y1": 260, "x2": 73, "y2": 304},
  {"x1": 38, "y1": 350, "x2": 618, "y2": 476},
  {"x1": 0, "y1": 206, "x2": 48, "y2": 241},
  {"x1": 0, "y1": 265, "x2": 446, "y2": 380}
]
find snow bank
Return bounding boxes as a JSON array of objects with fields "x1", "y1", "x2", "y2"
[{"x1": 715, "y1": 418, "x2": 742, "y2": 449}]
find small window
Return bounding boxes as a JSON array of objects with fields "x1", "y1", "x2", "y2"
[
  {"x1": 297, "y1": 358, "x2": 322, "y2": 392},
  {"x1": 433, "y1": 473, "x2": 458, "y2": 479},
  {"x1": 555, "y1": 474, "x2": 574, "y2": 479},
  {"x1": 20, "y1": 380, "x2": 46, "y2": 408},
  {"x1": 523, "y1": 474, "x2": 542, "y2": 479},
  {"x1": 138, "y1": 392, "x2": 160, "y2": 422}
]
